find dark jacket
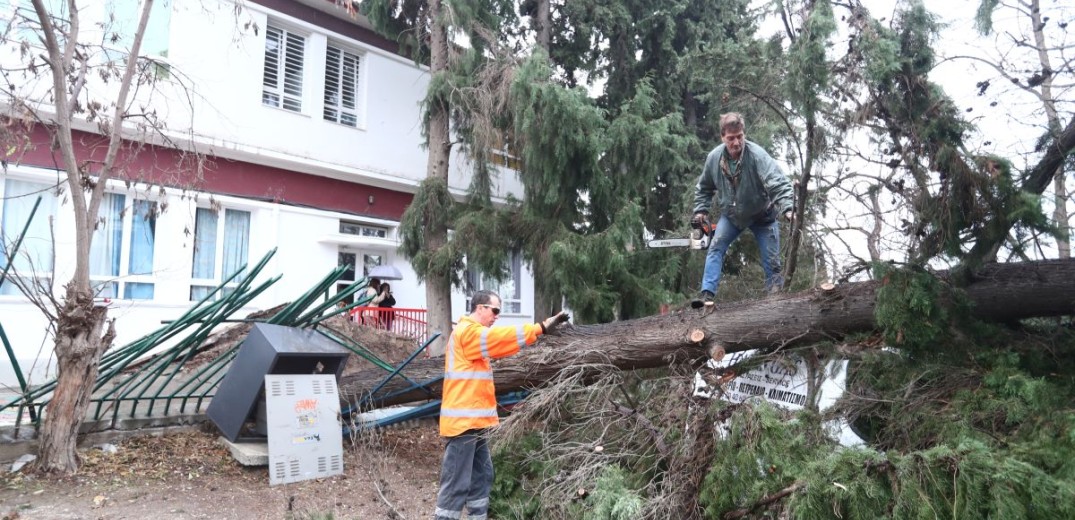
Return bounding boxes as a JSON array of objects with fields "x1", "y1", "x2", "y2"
[{"x1": 692, "y1": 141, "x2": 793, "y2": 229}]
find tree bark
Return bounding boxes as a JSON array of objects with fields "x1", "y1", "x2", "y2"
[
  {"x1": 31, "y1": 0, "x2": 153, "y2": 474},
  {"x1": 422, "y1": 0, "x2": 454, "y2": 357},
  {"x1": 340, "y1": 258, "x2": 1075, "y2": 408},
  {"x1": 527, "y1": 0, "x2": 559, "y2": 324},
  {"x1": 37, "y1": 287, "x2": 115, "y2": 473},
  {"x1": 1028, "y1": 0, "x2": 1070, "y2": 259},
  {"x1": 533, "y1": 0, "x2": 551, "y2": 50}
]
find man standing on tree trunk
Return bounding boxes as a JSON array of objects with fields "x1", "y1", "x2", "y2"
[
  {"x1": 433, "y1": 290, "x2": 569, "y2": 520},
  {"x1": 691, "y1": 112, "x2": 794, "y2": 308}
]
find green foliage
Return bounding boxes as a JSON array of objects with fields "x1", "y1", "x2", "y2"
[
  {"x1": 362, "y1": 0, "x2": 517, "y2": 63},
  {"x1": 784, "y1": 0, "x2": 835, "y2": 119},
  {"x1": 490, "y1": 432, "x2": 546, "y2": 519},
  {"x1": 450, "y1": 204, "x2": 515, "y2": 278},
  {"x1": 360, "y1": 0, "x2": 429, "y2": 62},
  {"x1": 597, "y1": 79, "x2": 696, "y2": 232},
  {"x1": 397, "y1": 176, "x2": 461, "y2": 283},
  {"x1": 510, "y1": 53, "x2": 606, "y2": 218},
  {"x1": 872, "y1": 264, "x2": 951, "y2": 353},
  {"x1": 698, "y1": 328, "x2": 1075, "y2": 519},
  {"x1": 547, "y1": 203, "x2": 669, "y2": 323},
  {"x1": 790, "y1": 441, "x2": 1075, "y2": 519},
  {"x1": 843, "y1": 324, "x2": 1075, "y2": 450},
  {"x1": 698, "y1": 403, "x2": 828, "y2": 517},
  {"x1": 584, "y1": 465, "x2": 645, "y2": 520},
  {"x1": 843, "y1": 2, "x2": 1059, "y2": 268},
  {"x1": 856, "y1": 22, "x2": 901, "y2": 85},
  {"x1": 974, "y1": 0, "x2": 1001, "y2": 35},
  {"x1": 509, "y1": 50, "x2": 703, "y2": 320}
]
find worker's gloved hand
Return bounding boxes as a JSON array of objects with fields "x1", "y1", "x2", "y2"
[
  {"x1": 692, "y1": 211, "x2": 709, "y2": 224},
  {"x1": 541, "y1": 311, "x2": 571, "y2": 334}
]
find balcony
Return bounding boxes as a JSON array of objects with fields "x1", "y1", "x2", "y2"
[{"x1": 348, "y1": 306, "x2": 428, "y2": 343}]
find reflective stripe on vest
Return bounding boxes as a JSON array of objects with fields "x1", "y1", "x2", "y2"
[
  {"x1": 441, "y1": 319, "x2": 538, "y2": 436},
  {"x1": 514, "y1": 325, "x2": 526, "y2": 349},
  {"x1": 442, "y1": 323, "x2": 498, "y2": 422},
  {"x1": 440, "y1": 407, "x2": 498, "y2": 417},
  {"x1": 445, "y1": 371, "x2": 493, "y2": 380}
]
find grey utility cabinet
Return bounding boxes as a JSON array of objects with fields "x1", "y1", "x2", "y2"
[
  {"x1": 207, "y1": 323, "x2": 349, "y2": 442},
  {"x1": 264, "y1": 374, "x2": 344, "y2": 485}
]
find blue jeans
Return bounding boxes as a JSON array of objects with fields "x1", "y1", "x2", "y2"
[
  {"x1": 434, "y1": 431, "x2": 493, "y2": 520},
  {"x1": 702, "y1": 215, "x2": 783, "y2": 295}
]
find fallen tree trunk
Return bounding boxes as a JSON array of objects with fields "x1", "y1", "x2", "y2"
[{"x1": 338, "y1": 259, "x2": 1075, "y2": 408}]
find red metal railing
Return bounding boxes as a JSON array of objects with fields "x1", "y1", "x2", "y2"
[{"x1": 349, "y1": 306, "x2": 428, "y2": 342}]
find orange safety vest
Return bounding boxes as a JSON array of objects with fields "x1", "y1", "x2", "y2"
[{"x1": 439, "y1": 315, "x2": 543, "y2": 437}]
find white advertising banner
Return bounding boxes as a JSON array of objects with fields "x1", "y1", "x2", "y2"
[
  {"x1": 694, "y1": 353, "x2": 848, "y2": 412},
  {"x1": 694, "y1": 352, "x2": 864, "y2": 446}
]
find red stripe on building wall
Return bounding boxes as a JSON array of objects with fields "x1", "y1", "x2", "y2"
[{"x1": 13, "y1": 125, "x2": 412, "y2": 221}]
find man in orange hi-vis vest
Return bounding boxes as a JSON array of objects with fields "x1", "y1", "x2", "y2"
[{"x1": 433, "y1": 289, "x2": 570, "y2": 520}]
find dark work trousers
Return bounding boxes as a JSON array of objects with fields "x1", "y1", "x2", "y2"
[{"x1": 433, "y1": 430, "x2": 492, "y2": 520}]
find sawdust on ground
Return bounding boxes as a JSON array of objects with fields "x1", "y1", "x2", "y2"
[{"x1": 0, "y1": 421, "x2": 445, "y2": 520}]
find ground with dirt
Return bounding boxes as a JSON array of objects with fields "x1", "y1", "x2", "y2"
[{"x1": 0, "y1": 421, "x2": 444, "y2": 520}]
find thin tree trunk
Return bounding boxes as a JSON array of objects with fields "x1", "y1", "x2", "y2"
[
  {"x1": 783, "y1": 119, "x2": 814, "y2": 288},
  {"x1": 1027, "y1": 0, "x2": 1071, "y2": 259},
  {"x1": 528, "y1": 0, "x2": 557, "y2": 323},
  {"x1": 32, "y1": 0, "x2": 153, "y2": 474},
  {"x1": 1055, "y1": 175, "x2": 1070, "y2": 258},
  {"x1": 422, "y1": 0, "x2": 453, "y2": 357},
  {"x1": 532, "y1": 252, "x2": 558, "y2": 322},
  {"x1": 534, "y1": 0, "x2": 550, "y2": 50},
  {"x1": 341, "y1": 258, "x2": 1075, "y2": 408}
]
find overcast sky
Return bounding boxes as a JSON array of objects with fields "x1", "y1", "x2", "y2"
[{"x1": 751, "y1": 0, "x2": 1074, "y2": 272}]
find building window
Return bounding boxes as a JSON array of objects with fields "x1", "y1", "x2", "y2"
[
  {"x1": 262, "y1": 24, "x2": 305, "y2": 112},
  {"x1": 465, "y1": 249, "x2": 522, "y2": 314},
  {"x1": 0, "y1": 179, "x2": 57, "y2": 295},
  {"x1": 336, "y1": 250, "x2": 356, "y2": 302},
  {"x1": 190, "y1": 207, "x2": 250, "y2": 301},
  {"x1": 362, "y1": 253, "x2": 383, "y2": 276},
  {"x1": 323, "y1": 44, "x2": 363, "y2": 127},
  {"x1": 339, "y1": 221, "x2": 387, "y2": 238},
  {"x1": 490, "y1": 135, "x2": 521, "y2": 171},
  {"x1": 89, "y1": 194, "x2": 157, "y2": 300}
]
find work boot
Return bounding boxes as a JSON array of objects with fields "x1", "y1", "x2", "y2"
[{"x1": 691, "y1": 291, "x2": 714, "y2": 309}]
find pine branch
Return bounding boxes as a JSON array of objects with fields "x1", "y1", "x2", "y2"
[{"x1": 722, "y1": 481, "x2": 805, "y2": 519}]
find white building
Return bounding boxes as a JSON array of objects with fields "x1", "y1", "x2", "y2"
[{"x1": 0, "y1": 0, "x2": 536, "y2": 386}]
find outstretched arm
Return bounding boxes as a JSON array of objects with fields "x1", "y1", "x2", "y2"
[{"x1": 456, "y1": 323, "x2": 544, "y2": 362}]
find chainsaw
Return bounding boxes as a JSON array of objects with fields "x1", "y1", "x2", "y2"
[{"x1": 646, "y1": 216, "x2": 716, "y2": 250}]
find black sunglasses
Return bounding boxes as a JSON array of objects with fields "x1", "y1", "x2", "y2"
[{"x1": 480, "y1": 304, "x2": 501, "y2": 315}]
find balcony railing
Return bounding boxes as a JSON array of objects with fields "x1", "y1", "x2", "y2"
[{"x1": 349, "y1": 306, "x2": 428, "y2": 343}]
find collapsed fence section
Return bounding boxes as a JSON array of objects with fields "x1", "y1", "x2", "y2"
[{"x1": 0, "y1": 247, "x2": 438, "y2": 436}]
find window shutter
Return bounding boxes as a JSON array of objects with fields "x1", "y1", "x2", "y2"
[
  {"x1": 323, "y1": 44, "x2": 362, "y2": 127},
  {"x1": 262, "y1": 25, "x2": 304, "y2": 112}
]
